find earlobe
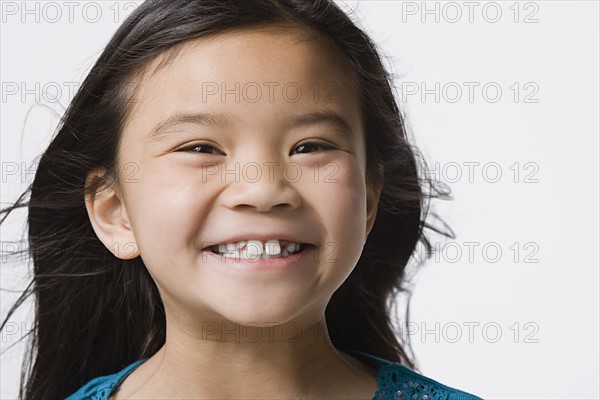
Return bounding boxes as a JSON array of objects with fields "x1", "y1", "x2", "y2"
[{"x1": 84, "y1": 168, "x2": 140, "y2": 260}]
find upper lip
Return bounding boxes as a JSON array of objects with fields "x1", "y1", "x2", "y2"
[{"x1": 201, "y1": 232, "x2": 315, "y2": 250}]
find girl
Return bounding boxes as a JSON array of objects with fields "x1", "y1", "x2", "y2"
[{"x1": 0, "y1": 0, "x2": 483, "y2": 399}]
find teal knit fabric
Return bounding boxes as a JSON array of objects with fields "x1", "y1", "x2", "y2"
[{"x1": 344, "y1": 350, "x2": 484, "y2": 400}]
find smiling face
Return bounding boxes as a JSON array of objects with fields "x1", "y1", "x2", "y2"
[{"x1": 87, "y1": 26, "x2": 380, "y2": 329}]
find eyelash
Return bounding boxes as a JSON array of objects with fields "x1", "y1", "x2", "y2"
[
  {"x1": 178, "y1": 143, "x2": 222, "y2": 155},
  {"x1": 177, "y1": 141, "x2": 335, "y2": 155},
  {"x1": 291, "y1": 141, "x2": 335, "y2": 154}
]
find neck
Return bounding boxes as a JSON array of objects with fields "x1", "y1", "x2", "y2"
[{"x1": 121, "y1": 315, "x2": 379, "y2": 399}]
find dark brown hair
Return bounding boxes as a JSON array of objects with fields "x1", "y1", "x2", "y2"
[{"x1": 0, "y1": 1, "x2": 454, "y2": 398}]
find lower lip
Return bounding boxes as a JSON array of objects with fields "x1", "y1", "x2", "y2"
[{"x1": 201, "y1": 245, "x2": 315, "y2": 271}]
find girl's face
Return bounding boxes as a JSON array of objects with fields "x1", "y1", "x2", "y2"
[{"x1": 103, "y1": 27, "x2": 379, "y2": 328}]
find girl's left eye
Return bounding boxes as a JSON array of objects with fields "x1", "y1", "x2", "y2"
[
  {"x1": 291, "y1": 141, "x2": 334, "y2": 155},
  {"x1": 177, "y1": 143, "x2": 222, "y2": 155}
]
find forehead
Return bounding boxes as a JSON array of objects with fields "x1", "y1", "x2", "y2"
[{"x1": 121, "y1": 26, "x2": 362, "y2": 139}]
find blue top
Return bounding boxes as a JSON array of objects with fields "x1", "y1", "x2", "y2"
[{"x1": 65, "y1": 350, "x2": 484, "y2": 400}]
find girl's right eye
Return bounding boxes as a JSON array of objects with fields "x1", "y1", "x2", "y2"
[{"x1": 177, "y1": 143, "x2": 222, "y2": 155}]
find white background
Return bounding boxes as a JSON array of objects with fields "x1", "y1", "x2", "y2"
[{"x1": 1, "y1": 1, "x2": 598, "y2": 399}]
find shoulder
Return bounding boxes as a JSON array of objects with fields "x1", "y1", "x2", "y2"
[
  {"x1": 375, "y1": 362, "x2": 484, "y2": 400},
  {"x1": 64, "y1": 359, "x2": 147, "y2": 400},
  {"x1": 342, "y1": 350, "x2": 484, "y2": 400}
]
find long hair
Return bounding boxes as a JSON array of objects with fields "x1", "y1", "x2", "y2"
[{"x1": 0, "y1": 1, "x2": 454, "y2": 398}]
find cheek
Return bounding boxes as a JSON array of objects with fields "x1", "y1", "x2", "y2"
[
  {"x1": 123, "y1": 162, "x2": 211, "y2": 262},
  {"x1": 305, "y1": 159, "x2": 367, "y2": 265}
]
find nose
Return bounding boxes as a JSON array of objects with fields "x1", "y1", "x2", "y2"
[{"x1": 221, "y1": 161, "x2": 302, "y2": 212}]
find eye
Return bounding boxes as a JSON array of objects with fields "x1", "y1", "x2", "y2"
[
  {"x1": 291, "y1": 141, "x2": 334, "y2": 155},
  {"x1": 177, "y1": 143, "x2": 223, "y2": 155}
]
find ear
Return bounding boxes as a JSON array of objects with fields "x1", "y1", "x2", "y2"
[
  {"x1": 365, "y1": 177, "x2": 382, "y2": 242},
  {"x1": 84, "y1": 167, "x2": 140, "y2": 260}
]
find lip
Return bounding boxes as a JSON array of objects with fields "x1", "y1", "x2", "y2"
[{"x1": 201, "y1": 244, "x2": 316, "y2": 271}]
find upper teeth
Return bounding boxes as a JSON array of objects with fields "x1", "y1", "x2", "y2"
[{"x1": 213, "y1": 239, "x2": 301, "y2": 256}]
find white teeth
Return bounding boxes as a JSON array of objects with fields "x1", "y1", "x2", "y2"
[
  {"x1": 265, "y1": 239, "x2": 281, "y2": 255},
  {"x1": 244, "y1": 240, "x2": 263, "y2": 259},
  {"x1": 286, "y1": 242, "x2": 299, "y2": 253},
  {"x1": 211, "y1": 239, "x2": 304, "y2": 259}
]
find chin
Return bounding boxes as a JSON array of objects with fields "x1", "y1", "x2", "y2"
[{"x1": 214, "y1": 300, "x2": 309, "y2": 329}]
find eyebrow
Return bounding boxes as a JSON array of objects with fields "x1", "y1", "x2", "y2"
[
  {"x1": 146, "y1": 112, "x2": 231, "y2": 143},
  {"x1": 146, "y1": 110, "x2": 355, "y2": 142}
]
